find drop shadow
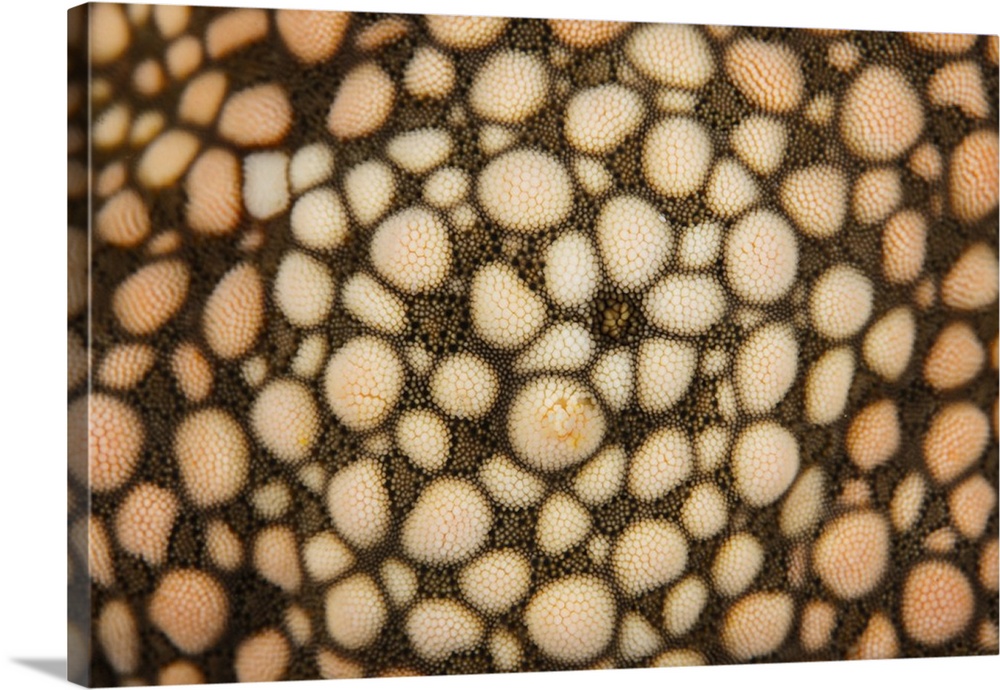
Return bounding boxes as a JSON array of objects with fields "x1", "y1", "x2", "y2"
[{"x1": 12, "y1": 658, "x2": 66, "y2": 681}]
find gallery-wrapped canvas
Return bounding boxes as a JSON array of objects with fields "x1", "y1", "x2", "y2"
[{"x1": 67, "y1": 3, "x2": 999, "y2": 687}]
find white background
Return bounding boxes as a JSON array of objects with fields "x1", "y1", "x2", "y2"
[{"x1": 0, "y1": 0, "x2": 997, "y2": 688}]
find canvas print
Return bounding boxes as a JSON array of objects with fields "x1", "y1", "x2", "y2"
[{"x1": 67, "y1": 3, "x2": 999, "y2": 687}]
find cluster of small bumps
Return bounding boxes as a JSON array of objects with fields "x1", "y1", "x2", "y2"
[{"x1": 67, "y1": 4, "x2": 998, "y2": 686}]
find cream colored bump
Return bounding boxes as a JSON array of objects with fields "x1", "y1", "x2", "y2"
[
  {"x1": 644, "y1": 274, "x2": 727, "y2": 335},
  {"x1": 537, "y1": 492, "x2": 592, "y2": 555},
  {"x1": 234, "y1": 629, "x2": 290, "y2": 683},
  {"x1": 677, "y1": 222, "x2": 722, "y2": 270},
  {"x1": 241, "y1": 355, "x2": 266, "y2": 389},
  {"x1": 94, "y1": 102, "x2": 130, "y2": 150},
  {"x1": 206, "y1": 8, "x2": 268, "y2": 59},
  {"x1": 721, "y1": 592, "x2": 794, "y2": 661},
  {"x1": 804, "y1": 92, "x2": 835, "y2": 126},
  {"x1": 852, "y1": 167, "x2": 903, "y2": 226},
  {"x1": 477, "y1": 453, "x2": 545, "y2": 509},
  {"x1": 477, "y1": 149, "x2": 573, "y2": 233},
  {"x1": 890, "y1": 472, "x2": 927, "y2": 533},
  {"x1": 618, "y1": 611, "x2": 661, "y2": 661},
  {"x1": 488, "y1": 628, "x2": 522, "y2": 671},
  {"x1": 624, "y1": 24, "x2": 714, "y2": 88},
  {"x1": 542, "y1": 234, "x2": 600, "y2": 311},
  {"x1": 403, "y1": 46, "x2": 456, "y2": 99},
  {"x1": 459, "y1": 549, "x2": 531, "y2": 614},
  {"x1": 115, "y1": 483, "x2": 179, "y2": 566},
  {"x1": 325, "y1": 458, "x2": 391, "y2": 549},
  {"x1": 681, "y1": 483, "x2": 729, "y2": 540},
  {"x1": 881, "y1": 208, "x2": 928, "y2": 284},
  {"x1": 290, "y1": 143, "x2": 334, "y2": 194},
  {"x1": 515, "y1": 322, "x2": 594, "y2": 373},
  {"x1": 425, "y1": 14, "x2": 507, "y2": 49},
  {"x1": 430, "y1": 352, "x2": 499, "y2": 419},
  {"x1": 97, "y1": 600, "x2": 139, "y2": 675},
  {"x1": 174, "y1": 408, "x2": 249, "y2": 507},
  {"x1": 925, "y1": 527, "x2": 958, "y2": 554},
  {"x1": 356, "y1": 17, "x2": 408, "y2": 51},
  {"x1": 590, "y1": 348, "x2": 633, "y2": 412},
  {"x1": 218, "y1": 83, "x2": 292, "y2": 148},
  {"x1": 813, "y1": 511, "x2": 890, "y2": 599},
  {"x1": 132, "y1": 59, "x2": 165, "y2": 98},
  {"x1": 98, "y1": 343, "x2": 155, "y2": 390},
  {"x1": 470, "y1": 50, "x2": 548, "y2": 123},
  {"x1": 565, "y1": 85, "x2": 644, "y2": 154},
  {"x1": 315, "y1": 649, "x2": 363, "y2": 679},
  {"x1": 841, "y1": 66, "x2": 924, "y2": 161},
  {"x1": 145, "y1": 230, "x2": 181, "y2": 256},
  {"x1": 379, "y1": 558, "x2": 418, "y2": 609},
  {"x1": 87, "y1": 516, "x2": 116, "y2": 587},
  {"x1": 810, "y1": 264, "x2": 873, "y2": 340},
  {"x1": 276, "y1": 10, "x2": 349, "y2": 64},
  {"x1": 243, "y1": 150, "x2": 289, "y2": 219},
  {"x1": 628, "y1": 426, "x2": 693, "y2": 501},
  {"x1": 91, "y1": 3, "x2": 130, "y2": 65},
  {"x1": 470, "y1": 262, "x2": 546, "y2": 348},
  {"x1": 549, "y1": 19, "x2": 628, "y2": 49},
  {"x1": 712, "y1": 533, "x2": 764, "y2": 597},
  {"x1": 525, "y1": 575, "x2": 616, "y2": 663},
  {"x1": 290, "y1": 188, "x2": 348, "y2": 251},
  {"x1": 478, "y1": 123, "x2": 516, "y2": 156},
  {"x1": 662, "y1": 576, "x2": 708, "y2": 637},
  {"x1": 925, "y1": 321, "x2": 985, "y2": 391},
  {"x1": 422, "y1": 167, "x2": 469, "y2": 209},
  {"x1": 804, "y1": 347, "x2": 855, "y2": 425},
  {"x1": 980, "y1": 540, "x2": 999, "y2": 592},
  {"x1": 253, "y1": 526, "x2": 301, "y2": 593},
  {"x1": 402, "y1": 477, "x2": 493, "y2": 564},
  {"x1": 274, "y1": 251, "x2": 336, "y2": 327},
  {"x1": 733, "y1": 322, "x2": 798, "y2": 414},
  {"x1": 694, "y1": 426, "x2": 728, "y2": 474},
  {"x1": 344, "y1": 160, "x2": 395, "y2": 227},
  {"x1": 778, "y1": 466, "x2": 826, "y2": 538},
  {"x1": 177, "y1": 71, "x2": 227, "y2": 127},
  {"x1": 324, "y1": 336, "x2": 404, "y2": 431},
  {"x1": 655, "y1": 88, "x2": 698, "y2": 113},
  {"x1": 303, "y1": 531, "x2": 354, "y2": 583},
  {"x1": 158, "y1": 661, "x2": 204, "y2": 686},
  {"x1": 988, "y1": 35, "x2": 1000, "y2": 65},
  {"x1": 924, "y1": 402, "x2": 990, "y2": 485},
  {"x1": 370, "y1": 206, "x2": 452, "y2": 294},
  {"x1": 387, "y1": 128, "x2": 452, "y2": 175},
  {"x1": 725, "y1": 38, "x2": 804, "y2": 112},
  {"x1": 112, "y1": 260, "x2": 190, "y2": 335},
  {"x1": 848, "y1": 613, "x2": 898, "y2": 660},
  {"x1": 132, "y1": 112, "x2": 166, "y2": 148},
  {"x1": 731, "y1": 421, "x2": 799, "y2": 507},
  {"x1": 185, "y1": 148, "x2": 241, "y2": 236},
  {"x1": 730, "y1": 116, "x2": 787, "y2": 176},
  {"x1": 396, "y1": 408, "x2": 450, "y2": 472},
  {"x1": 799, "y1": 600, "x2": 837, "y2": 652},
  {"x1": 205, "y1": 520, "x2": 242, "y2": 571},
  {"x1": 725, "y1": 210, "x2": 798, "y2": 304},
  {"x1": 572, "y1": 156, "x2": 613, "y2": 196},
  {"x1": 862, "y1": 306, "x2": 916, "y2": 381},
  {"x1": 96, "y1": 160, "x2": 126, "y2": 198},
  {"x1": 705, "y1": 158, "x2": 760, "y2": 219},
  {"x1": 573, "y1": 445, "x2": 627, "y2": 507},
  {"x1": 406, "y1": 598, "x2": 484, "y2": 662},
  {"x1": 328, "y1": 62, "x2": 395, "y2": 139},
  {"x1": 325, "y1": 573, "x2": 387, "y2": 650},
  {"x1": 137, "y1": 129, "x2": 200, "y2": 189},
  {"x1": 906, "y1": 32, "x2": 977, "y2": 54},
  {"x1": 902, "y1": 561, "x2": 974, "y2": 646},
  {"x1": 508, "y1": 376, "x2": 605, "y2": 472},
  {"x1": 250, "y1": 379, "x2": 320, "y2": 463},
  {"x1": 846, "y1": 400, "x2": 900, "y2": 471},
  {"x1": 596, "y1": 195, "x2": 672, "y2": 291},
  {"x1": 948, "y1": 474, "x2": 996, "y2": 540},
  {"x1": 165, "y1": 35, "x2": 202, "y2": 80},
  {"x1": 909, "y1": 142, "x2": 943, "y2": 181},
  {"x1": 202, "y1": 262, "x2": 264, "y2": 360},
  {"x1": 635, "y1": 338, "x2": 697, "y2": 412},
  {"x1": 827, "y1": 40, "x2": 861, "y2": 72},
  {"x1": 781, "y1": 165, "x2": 849, "y2": 238},
  {"x1": 928, "y1": 60, "x2": 989, "y2": 119},
  {"x1": 252, "y1": 480, "x2": 292, "y2": 520},
  {"x1": 341, "y1": 273, "x2": 407, "y2": 336},
  {"x1": 941, "y1": 242, "x2": 999, "y2": 310},
  {"x1": 950, "y1": 130, "x2": 999, "y2": 223},
  {"x1": 642, "y1": 117, "x2": 713, "y2": 197},
  {"x1": 149, "y1": 569, "x2": 228, "y2": 655}
]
